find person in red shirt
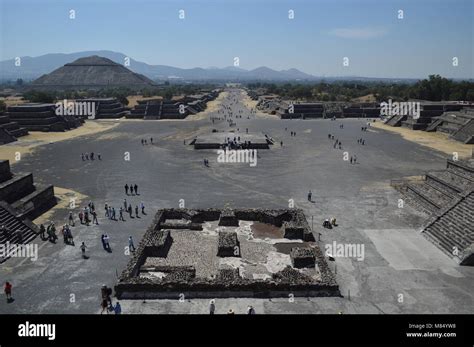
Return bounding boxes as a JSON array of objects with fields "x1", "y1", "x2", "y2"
[{"x1": 4, "y1": 281, "x2": 12, "y2": 301}]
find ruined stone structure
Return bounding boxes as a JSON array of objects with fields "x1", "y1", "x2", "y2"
[
  {"x1": 385, "y1": 103, "x2": 473, "y2": 143},
  {"x1": 80, "y1": 98, "x2": 129, "y2": 119},
  {"x1": 217, "y1": 231, "x2": 240, "y2": 257},
  {"x1": 401, "y1": 104, "x2": 462, "y2": 131},
  {"x1": 127, "y1": 91, "x2": 219, "y2": 120},
  {"x1": 192, "y1": 132, "x2": 273, "y2": 150},
  {"x1": 277, "y1": 102, "x2": 324, "y2": 119},
  {"x1": 115, "y1": 208, "x2": 338, "y2": 299},
  {"x1": 0, "y1": 111, "x2": 28, "y2": 144},
  {"x1": 291, "y1": 247, "x2": 316, "y2": 268},
  {"x1": 342, "y1": 103, "x2": 380, "y2": 118},
  {"x1": 5, "y1": 103, "x2": 83, "y2": 131},
  {"x1": 0, "y1": 160, "x2": 57, "y2": 263},
  {"x1": 426, "y1": 110, "x2": 474, "y2": 144},
  {"x1": 393, "y1": 159, "x2": 474, "y2": 265},
  {"x1": 218, "y1": 209, "x2": 239, "y2": 227}
]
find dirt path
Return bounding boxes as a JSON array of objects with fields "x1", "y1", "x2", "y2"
[
  {"x1": 0, "y1": 121, "x2": 119, "y2": 163},
  {"x1": 372, "y1": 122, "x2": 473, "y2": 159}
]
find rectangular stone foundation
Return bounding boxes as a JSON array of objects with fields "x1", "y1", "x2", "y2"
[{"x1": 115, "y1": 208, "x2": 339, "y2": 299}]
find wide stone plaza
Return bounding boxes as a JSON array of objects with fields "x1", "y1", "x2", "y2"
[{"x1": 0, "y1": 89, "x2": 473, "y2": 314}]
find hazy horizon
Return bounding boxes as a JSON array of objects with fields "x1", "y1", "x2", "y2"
[{"x1": 1, "y1": 0, "x2": 473, "y2": 79}]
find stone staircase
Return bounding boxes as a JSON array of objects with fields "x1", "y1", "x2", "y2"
[
  {"x1": 0, "y1": 113, "x2": 29, "y2": 144},
  {"x1": 0, "y1": 160, "x2": 57, "y2": 262},
  {"x1": 403, "y1": 161, "x2": 473, "y2": 213},
  {"x1": 385, "y1": 114, "x2": 406, "y2": 127},
  {"x1": 452, "y1": 119, "x2": 474, "y2": 144},
  {"x1": 0, "y1": 202, "x2": 39, "y2": 263},
  {"x1": 81, "y1": 98, "x2": 129, "y2": 119},
  {"x1": 422, "y1": 190, "x2": 474, "y2": 264},
  {"x1": 396, "y1": 159, "x2": 474, "y2": 265}
]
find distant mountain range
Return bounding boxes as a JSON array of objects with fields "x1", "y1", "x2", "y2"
[{"x1": 0, "y1": 50, "x2": 421, "y2": 82}]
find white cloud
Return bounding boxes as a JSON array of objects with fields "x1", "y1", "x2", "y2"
[{"x1": 329, "y1": 27, "x2": 387, "y2": 39}]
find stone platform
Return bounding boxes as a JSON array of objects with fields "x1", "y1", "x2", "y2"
[{"x1": 192, "y1": 132, "x2": 272, "y2": 149}]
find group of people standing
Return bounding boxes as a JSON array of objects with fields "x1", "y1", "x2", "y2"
[
  {"x1": 81, "y1": 152, "x2": 101, "y2": 161},
  {"x1": 39, "y1": 222, "x2": 58, "y2": 242},
  {"x1": 77, "y1": 202, "x2": 99, "y2": 226},
  {"x1": 141, "y1": 138, "x2": 153, "y2": 145},
  {"x1": 209, "y1": 299, "x2": 256, "y2": 314},
  {"x1": 100, "y1": 285, "x2": 121, "y2": 314},
  {"x1": 124, "y1": 184, "x2": 139, "y2": 196}
]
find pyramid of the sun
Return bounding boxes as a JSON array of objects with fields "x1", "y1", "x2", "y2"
[{"x1": 30, "y1": 55, "x2": 157, "y2": 90}]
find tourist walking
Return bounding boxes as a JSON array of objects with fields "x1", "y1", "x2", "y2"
[
  {"x1": 209, "y1": 299, "x2": 215, "y2": 314},
  {"x1": 124, "y1": 184, "x2": 129, "y2": 195},
  {"x1": 141, "y1": 202, "x2": 145, "y2": 214},
  {"x1": 247, "y1": 305, "x2": 256, "y2": 314},
  {"x1": 101, "y1": 234, "x2": 106, "y2": 250},
  {"x1": 62, "y1": 225, "x2": 68, "y2": 244},
  {"x1": 80, "y1": 242, "x2": 87, "y2": 258},
  {"x1": 101, "y1": 298, "x2": 109, "y2": 314},
  {"x1": 119, "y1": 207, "x2": 124, "y2": 221},
  {"x1": 114, "y1": 302, "x2": 122, "y2": 314},
  {"x1": 39, "y1": 224, "x2": 46, "y2": 240},
  {"x1": 47, "y1": 223, "x2": 57, "y2": 242},
  {"x1": 103, "y1": 234, "x2": 111, "y2": 252},
  {"x1": 66, "y1": 226, "x2": 73, "y2": 244},
  {"x1": 135, "y1": 206, "x2": 139, "y2": 218},
  {"x1": 92, "y1": 211, "x2": 99, "y2": 225},
  {"x1": 128, "y1": 236, "x2": 135, "y2": 252},
  {"x1": 134, "y1": 184, "x2": 138, "y2": 195},
  {"x1": 307, "y1": 190, "x2": 312, "y2": 202},
  {"x1": 4, "y1": 281, "x2": 12, "y2": 302},
  {"x1": 68, "y1": 211, "x2": 75, "y2": 226}
]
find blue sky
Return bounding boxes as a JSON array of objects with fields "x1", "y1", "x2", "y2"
[{"x1": 1, "y1": 0, "x2": 473, "y2": 78}]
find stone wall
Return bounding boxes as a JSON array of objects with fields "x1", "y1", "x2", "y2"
[{"x1": 115, "y1": 208, "x2": 339, "y2": 299}]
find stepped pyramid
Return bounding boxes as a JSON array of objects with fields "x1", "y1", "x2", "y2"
[{"x1": 30, "y1": 55, "x2": 157, "y2": 90}]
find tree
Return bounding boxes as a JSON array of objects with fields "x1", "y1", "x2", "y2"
[
  {"x1": 23, "y1": 90, "x2": 55, "y2": 103},
  {"x1": 466, "y1": 90, "x2": 474, "y2": 101},
  {"x1": 163, "y1": 90, "x2": 173, "y2": 100}
]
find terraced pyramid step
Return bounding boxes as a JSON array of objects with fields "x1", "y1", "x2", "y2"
[{"x1": 0, "y1": 202, "x2": 39, "y2": 263}]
